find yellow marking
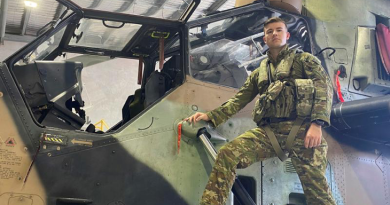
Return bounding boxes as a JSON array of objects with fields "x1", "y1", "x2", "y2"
[
  {"x1": 71, "y1": 139, "x2": 93, "y2": 146},
  {"x1": 94, "y1": 119, "x2": 109, "y2": 131},
  {"x1": 44, "y1": 136, "x2": 66, "y2": 144}
]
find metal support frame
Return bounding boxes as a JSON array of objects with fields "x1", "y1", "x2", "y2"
[
  {"x1": 199, "y1": 133, "x2": 217, "y2": 160},
  {"x1": 179, "y1": 0, "x2": 200, "y2": 23},
  {"x1": 21, "y1": 7, "x2": 32, "y2": 35},
  {"x1": 0, "y1": 0, "x2": 9, "y2": 44},
  {"x1": 197, "y1": 128, "x2": 256, "y2": 205},
  {"x1": 56, "y1": 0, "x2": 83, "y2": 16}
]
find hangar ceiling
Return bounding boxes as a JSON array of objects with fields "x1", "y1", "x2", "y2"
[{"x1": 0, "y1": 0, "x2": 236, "y2": 39}]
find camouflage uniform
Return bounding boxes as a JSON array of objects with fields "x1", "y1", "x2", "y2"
[{"x1": 200, "y1": 46, "x2": 336, "y2": 205}]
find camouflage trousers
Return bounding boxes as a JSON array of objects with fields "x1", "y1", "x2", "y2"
[{"x1": 200, "y1": 120, "x2": 336, "y2": 205}]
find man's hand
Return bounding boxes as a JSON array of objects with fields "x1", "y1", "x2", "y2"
[
  {"x1": 185, "y1": 112, "x2": 210, "y2": 124},
  {"x1": 304, "y1": 123, "x2": 322, "y2": 148}
]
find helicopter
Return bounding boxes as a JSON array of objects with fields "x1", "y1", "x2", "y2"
[{"x1": 0, "y1": 0, "x2": 389, "y2": 204}]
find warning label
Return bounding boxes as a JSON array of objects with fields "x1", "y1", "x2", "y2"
[
  {"x1": 5, "y1": 137, "x2": 16, "y2": 147},
  {"x1": 0, "y1": 167, "x2": 21, "y2": 179},
  {"x1": 0, "y1": 149, "x2": 22, "y2": 161},
  {"x1": 44, "y1": 134, "x2": 68, "y2": 145},
  {"x1": 0, "y1": 149, "x2": 23, "y2": 179}
]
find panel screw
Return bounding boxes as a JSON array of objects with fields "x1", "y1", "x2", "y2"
[
  {"x1": 270, "y1": 178, "x2": 274, "y2": 182},
  {"x1": 57, "y1": 146, "x2": 61, "y2": 151},
  {"x1": 47, "y1": 153, "x2": 52, "y2": 157},
  {"x1": 112, "y1": 150, "x2": 116, "y2": 154}
]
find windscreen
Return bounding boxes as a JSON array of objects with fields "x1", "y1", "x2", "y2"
[
  {"x1": 69, "y1": 18, "x2": 142, "y2": 51},
  {"x1": 68, "y1": 0, "x2": 193, "y2": 20}
]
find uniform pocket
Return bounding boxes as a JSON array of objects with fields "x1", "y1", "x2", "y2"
[
  {"x1": 273, "y1": 83, "x2": 295, "y2": 118},
  {"x1": 293, "y1": 137, "x2": 328, "y2": 167},
  {"x1": 295, "y1": 79, "x2": 314, "y2": 117},
  {"x1": 252, "y1": 95, "x2": 270, "y2": 122}
]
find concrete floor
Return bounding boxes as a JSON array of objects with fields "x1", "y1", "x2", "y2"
[{"x1": 74, "y1": 55, "x2": 141, "y2": 130}]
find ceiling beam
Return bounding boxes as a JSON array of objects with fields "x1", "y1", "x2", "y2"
[
  {"x1": 116, "y1": 0, "x2": 134, "y2": 13},
  {"x1": 205, "y1": 0, "x2": 229, "y2": 14},
  {"x1": 89, "y1": 0, "x2": 103, "y2": 9},
  {"x1": 21, "y1": 7, "x2": 32, "y2": 35},
  {"x1": 53, "y1": 4, "x2": 66, "y2": 20},
  {"x1": 0, "y1": 0, "x2": 9, "y2": 44}
]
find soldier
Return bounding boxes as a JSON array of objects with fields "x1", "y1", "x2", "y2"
[{"x1": 186, "y1": 17, "x2": 336, "y2": 205}]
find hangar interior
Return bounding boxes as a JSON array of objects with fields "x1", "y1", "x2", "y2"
[
  {"x1": 0, "y1": 0, "x2": 390, "y2": 205},
  {"x1": 0, "y1": 0, "x2": 239, "y2": 128},
  {"x1": 1, "y1": 0, "x2": 389, "y2": 130}
]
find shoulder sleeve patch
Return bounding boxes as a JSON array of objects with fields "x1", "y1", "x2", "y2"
[{"x1": 301, "y1": 52, "x2": 321, "y2": 65}]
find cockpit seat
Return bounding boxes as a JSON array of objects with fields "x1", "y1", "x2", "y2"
[
  {"x1": 144, "y1": 71, "x2": 173, "y2": 107},
  {"x1": 144, "y1": 56, "x2": 178, "y2": 107},
  {"x1": 122, "y1": 88, "x2": 144, "y2": 125},
  {"x1": 121, "y1": 56, "x2": 179, "y2": 125},
  {"x1": 13, "y1": 61, "x2": 88, "y2": 131}
]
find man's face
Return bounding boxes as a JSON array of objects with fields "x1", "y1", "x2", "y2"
[{"x1": 263, "y1": 22, "x2": 290, "y2": 49}]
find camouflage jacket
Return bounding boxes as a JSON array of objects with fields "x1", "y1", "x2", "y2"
[{"x1": 206, "y1": 45, "x2": 333, "y2": 127}]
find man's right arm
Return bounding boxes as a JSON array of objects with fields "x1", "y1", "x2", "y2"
[{"x1": 205, "y1": 70, "x2": 260, "y2": 127}]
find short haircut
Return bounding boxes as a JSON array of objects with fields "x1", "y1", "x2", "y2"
[{"x1": 264, "y1": 17, "x2": 287, "y2": 30}]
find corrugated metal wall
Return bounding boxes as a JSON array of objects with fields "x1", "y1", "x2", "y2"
[
  {"x1": 26, "y1": 0, "x2": 60, "y2": 35},
  {"x1": 6, "y1": 0, "x2": 25, "y2": 34}
]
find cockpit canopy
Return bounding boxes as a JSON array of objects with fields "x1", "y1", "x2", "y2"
[
  {"x1": 6, "y1": 1, "x2": 314, "y2": 134},
  {"x1": 65, "y1": 0, "x2": 196, "y2": 20}
]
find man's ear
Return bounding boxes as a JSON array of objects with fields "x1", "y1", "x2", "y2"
[
  {"x1": 286, "y1": 31, "x2": 290, "y2": 40},
  {"x1": 263, "y1": 36, "x2": 267, "y2": 44}
]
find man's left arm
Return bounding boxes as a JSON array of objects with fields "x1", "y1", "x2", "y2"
[{"x1": 301, "y1": 53, "x2": 333, "y2": 148}]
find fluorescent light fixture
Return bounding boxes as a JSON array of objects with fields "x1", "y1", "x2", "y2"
[{"x1": 24, "y1": 1, "x2": 37, "y2": 8}]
